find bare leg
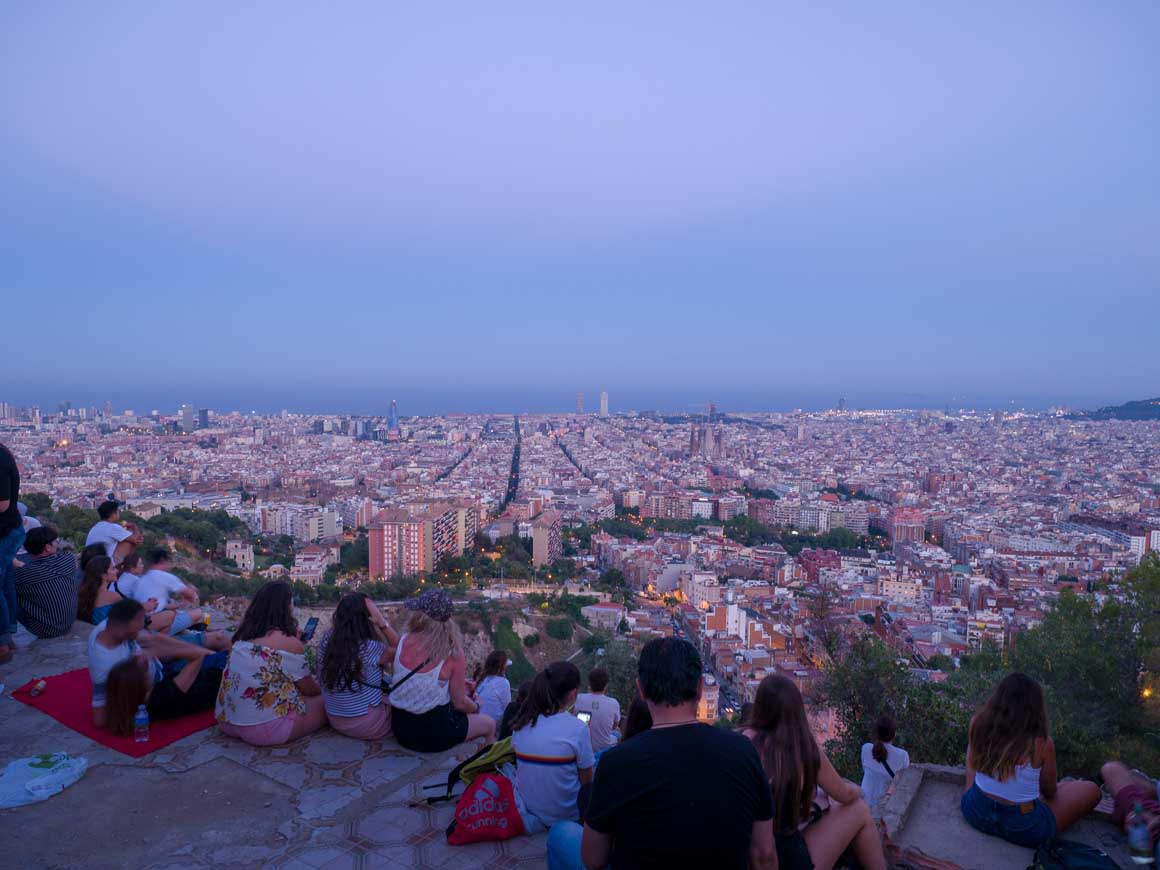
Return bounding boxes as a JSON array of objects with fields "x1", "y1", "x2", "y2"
[
  {"x1": 148, "y1": 611, "x2": 176, "y2": 632},
  {"x1": 465, "y1": 713, "x2": 496, "y2": 743},
  {"x1": 802, "y1": 799, "x2": 886, "y2": 870},
  {"x1": 203, "y1": 630, "x2": 231, "y2": 651},
  {"x1": 288, "y1": 695, "x2": 327, "y2": 740},
  {"x1": 1044, "y1": 780, "x2": 1101, "y2": 834},
  {"x1": 1102, "y1": 761, "x2": 1152, "y2": 796}
]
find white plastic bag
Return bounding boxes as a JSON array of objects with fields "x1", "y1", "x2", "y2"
[{"x1": 0, "y1": 753, "x2": 88, "y2": 809}]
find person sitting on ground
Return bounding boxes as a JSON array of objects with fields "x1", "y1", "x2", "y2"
[
  {"x1": 861, "y1": 713, "x2": 910, "y2": 809},
  {"x1": 84, "y1": 500, "x2": 143, "y2": 563},
  {"x1": 215, "y1": 580, "x2": 326, "y2": 746},
  {"x1": 559, "y1": 637, "x2": 777, "y2": 870},
  {"x1": 16, "y1": 502, "x2": 41, "y2": 557},
  {"x1": 89, "y1": 598, "x2": 226, "y2": 728},
  {"x1": 129, "y1": 548, "x2": 206, "y2": 635},
  {"x1": 474, "y1": 650, "x2": 513, "y2": 723},
  {"x1": 1102, "y1": 760, "x2": 1160, "y2": 862},
  {"x1": 743, "y1": 674, "x2": 886, "y2": 870},
  {"x1": 962, "y1": 672, "x2": 1101, "y2": 848},
  {"x1": 387, "y1": 589, "x2": 495, "y2": 752},
  {"x1": 76, "y1": 554, "x2": 181, "y2": 635},
  {"x1": 574, "y1": 668, "x2": 621, "y2": 754},
  {"x1": 511, "y1": 661, "x2": 595, "y2": 833},
  {"x1": 13, "y1": 524, "x2": 79, "y2": 639},
  {"x1": 620, "y1": 694, "x2": 652, "y2": 743},
  {"x1": 118, "y1": 551, "x2": 147, "y2": 585},
  {"x1": 318, "y1": 592, "x2": 399, "y2": 740},
  {"x1": 499, "y1": 680, "x2": 532, "y2": 741}
]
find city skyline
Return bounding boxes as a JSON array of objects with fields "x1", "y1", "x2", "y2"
[
  {"x1": 2, "y1": 387, "x2": 1154, "y2": 420},
  {"x1": 4, "y1": 3, "x2": 1159, "y2": 409}
]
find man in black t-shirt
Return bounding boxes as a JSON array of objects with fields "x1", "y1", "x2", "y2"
[
  {"x1": 546, "y1": 637, "x2": 777, "y2": 870},
  {"x1": 0, "y1": 442, "x2": 25, "y2": 661}
]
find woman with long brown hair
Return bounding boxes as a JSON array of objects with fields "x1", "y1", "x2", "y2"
[
  {"x1": 215, "y1": 581, "x2": 325, "y2": 745},
  {"x1": 387, "y1": 589, "x2": 494, "y2": 752},
  {"x1": 743, "y1": 675, "x2": 885, "y2": 870},
  {"x1": 962, "y1": 673, "x2": 1100, "y2": 847},
  {"x1": 318, "y1": 592, "x2": 398, "y2": 739}
]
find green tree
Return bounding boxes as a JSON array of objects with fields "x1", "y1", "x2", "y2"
[
  {"x1": 21, "y1": 492, "x2": 54, "y2": 517},
  {"x1": 599, "y1": 568, "x2": 627, "y2": 588},
  {"x1": 546, "y1": 618, "x2": 573, "y2": 641},
  {"x1": 581, "y1": 639, "x2": 639, "y2": 709}
]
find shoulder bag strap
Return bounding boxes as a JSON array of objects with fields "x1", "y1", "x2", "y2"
[{"x1": 883, "y1": 759, "x2": 895, "y2": 779}]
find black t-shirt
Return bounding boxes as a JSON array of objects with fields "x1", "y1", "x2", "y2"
[
  {"x1": 0, "y1": 444, "x2": 19, "y2": 537},
  {"x1": 586, "y1": 722, "x2": 774, "y2": 869}
]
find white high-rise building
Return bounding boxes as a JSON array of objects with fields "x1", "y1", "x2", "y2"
[{"x1": 599, "y1": 391, "x2": 608, "y2": 417}]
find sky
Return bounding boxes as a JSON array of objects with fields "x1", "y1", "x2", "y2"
[{"x1": 3, "y1": 2, "x2": 1158, "y2": 416}]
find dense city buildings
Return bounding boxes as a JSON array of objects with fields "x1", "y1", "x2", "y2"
[{"x1": 4, "y1": 398, "x2": 1160, "y2": 717}]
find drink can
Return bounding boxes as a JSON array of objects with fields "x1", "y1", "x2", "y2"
[{"x1": 30, "y1": 679, "x2": 47, "y2": 697}]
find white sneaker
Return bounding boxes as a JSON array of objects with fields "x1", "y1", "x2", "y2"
[{"x1": 11, "y1": 625, "x2": 37, "y2": 648}]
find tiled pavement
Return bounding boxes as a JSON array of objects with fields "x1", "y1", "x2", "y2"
[{"x1": 0, "y1": 623, "x2": 548, "y2": 869}]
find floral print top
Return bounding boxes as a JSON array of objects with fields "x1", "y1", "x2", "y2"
[{"x1": 215, "y1": 640, "x2": 310, "y2": 725}]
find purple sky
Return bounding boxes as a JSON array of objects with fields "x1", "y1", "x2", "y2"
[{"x1": 3, "y1": 2, "x2": 1158, "y2": 414}]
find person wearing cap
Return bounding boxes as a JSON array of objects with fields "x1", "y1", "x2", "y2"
[
  {"x1": 85, "y1": 500, "x2": 143, "y2": 564},
  {"x1": 388, "y1": 589, "x2": 496, "y2": 752}
]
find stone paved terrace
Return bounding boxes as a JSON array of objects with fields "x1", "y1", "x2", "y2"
[{"x1": 0, "y1": 623, "x2": 547, "y2": 870}]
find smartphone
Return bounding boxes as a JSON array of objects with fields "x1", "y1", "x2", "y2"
[
  {"x1": 576, "y1": 712, "x2": 592, "y2": 725},
  {"x1": 300, "y1": 617, "x2": 320, "y2": 642}
]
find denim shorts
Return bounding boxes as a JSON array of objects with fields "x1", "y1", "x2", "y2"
[{"x1": 961, "y1": 782, "x2": 1056, "y2": 848}]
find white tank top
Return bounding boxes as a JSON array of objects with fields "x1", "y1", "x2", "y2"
[
  {"x1": 975, "y1": 763, "x2": 1042, "y2": 803},
  {"x1": 388, "y1": 634, "x2": 450, "y2": 714}
]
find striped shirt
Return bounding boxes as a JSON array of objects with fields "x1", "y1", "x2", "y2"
[
  {"x1": 14, "y1": 551, "x2": 79, "y2": 638},
  {"x1": 318, "y1": 633, "x2": 387, "y2": 718}
]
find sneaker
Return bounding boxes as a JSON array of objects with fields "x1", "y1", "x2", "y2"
[{"x1": 11, "y1": 625, "x2": 36, "y2": 648}]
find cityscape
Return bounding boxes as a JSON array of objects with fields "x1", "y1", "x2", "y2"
[
  {"x1": 4, "y1": 2, "x2": 1160, "y2": 866},
  {"x1": 4, "y1": 394, "x2": 1158, "y2": 723}
]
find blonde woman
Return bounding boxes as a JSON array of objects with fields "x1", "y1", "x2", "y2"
[{"x1": 388, "y1": 589, "x2": 495, "y2": 752}]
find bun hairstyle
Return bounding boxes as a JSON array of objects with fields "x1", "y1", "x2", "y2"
[
  {"x1": 511, "y1": 661, "x2": 581, "y2": 732},
  {"x1": 872, "y1": 714, "x2": 897, "y2": 764}
]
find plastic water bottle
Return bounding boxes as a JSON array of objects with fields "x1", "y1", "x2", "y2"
[
  {"x1": 134, "y1": 705, "x2": 150, "y2": 743},
  {"x1": 1129, "y1": 801, "x2": 1155, "y2": 865}
]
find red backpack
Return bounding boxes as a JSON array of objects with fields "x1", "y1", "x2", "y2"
[{"x1": 445, "y1": 773, "x2": 524, "y2": 845}]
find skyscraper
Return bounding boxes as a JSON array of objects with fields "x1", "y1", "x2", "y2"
[
  {"x1": 599, "y1": 391, "x2": 608, "y2": 417},
  {"x1": 387, "y1": 399, "x2": 400, "y2": 441},
  {"x1": 575, "y1": 391, "x2": 584, "y2": 414},
  {"x1": 198, "y1": 408, "x2": 210, "y2": 429},
  {"x1": 180, "y1": 404, "x2": 195, "y2": 433}
]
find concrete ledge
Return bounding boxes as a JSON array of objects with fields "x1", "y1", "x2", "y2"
[{"x1": 875, "y1": 764, "x2": 1129, "y2": 870}]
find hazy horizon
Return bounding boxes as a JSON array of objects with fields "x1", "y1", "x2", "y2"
[
  {"x1": 4, "y1": 3, "x2": 1158, "y2": 407},
  {"x1": 0, "y1": 386, "x2": 1149, "y2": 419}
]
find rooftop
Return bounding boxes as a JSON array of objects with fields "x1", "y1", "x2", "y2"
[{"x1": 0, "y1": 624, "x2": 546, "y2": 870}]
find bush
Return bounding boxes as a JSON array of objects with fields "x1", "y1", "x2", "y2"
[
  {"x1": 523, "y1": 633, "x2": 540, "y2": 648},
  {"x1": 546, "y1": 618, "x2": 573, "y2": 641}
]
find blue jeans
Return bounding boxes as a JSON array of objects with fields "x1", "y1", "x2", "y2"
[
  {"x1": 0, "y1": 525, "x2": 26, "y2": 645},
  {"x1": 547, "y1": 822, "x2": 587, "y2": 870},
  {"x1": 960, "y1": 783, "x2": 1057, "y2": 848}
]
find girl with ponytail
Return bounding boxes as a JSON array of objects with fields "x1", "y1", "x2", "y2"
[
  {"x1": 860, "y1": 714, "x2": 909, "y2": 807},
  {"x1": 511, "y1": 661, "x2": 595, "y2": 831}
]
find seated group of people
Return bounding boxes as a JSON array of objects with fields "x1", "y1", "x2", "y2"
[
  {"x1": 9, "y1": 500, "x2": 1150, "y2": 869},
  {"x1": 8, "y1": 500, "x2": 210, "y2": 644}
]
